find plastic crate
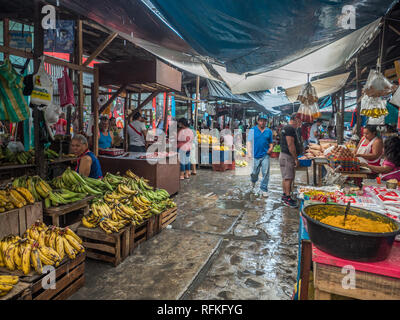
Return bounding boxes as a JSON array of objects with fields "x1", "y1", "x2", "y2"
[{"x1": 299, "y1": 158, "x2": 312, "y2": 167}]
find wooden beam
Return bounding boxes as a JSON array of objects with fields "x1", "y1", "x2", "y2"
[
  {"x1": 82, "y1": 20, "x2": 112, "y2": 35},
  {"x1": 389, "y1": 24, "x2": 400, "y2": 37},
  {"x1": 99, "y1": 84, "x2": 127, "y2": 114},
  {"x1": 93, "y1": 66, "x2": 100, "y2": 157},
  {"x1": 33, "y1": 0, "x2": 46, "y2": 178},
  {"x1": 77, "y1": 19, "x2": 84, "y2": 132},
  {"x1": 0, "y1": 45, "x2": 94, "y2": 73},
  {"x1": 127, "y1": 90, "x2": 160, "y2": 123},
  {"x1": 83, "y1": 32, "x2": 118, "y2": 67},
  {"x1": 3, "y1": 18, "x2": 9, "y2": 60},
  {"x1": 395, "y1": 60, "x2": 400, "y2": 81}
]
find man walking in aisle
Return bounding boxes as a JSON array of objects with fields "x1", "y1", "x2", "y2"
[
  {"x1": 247, "y1": 115, "x2": 273, "y2": 197},
  {"x1": 279, "y1": 114, "x2": 303, "y2": 208}
]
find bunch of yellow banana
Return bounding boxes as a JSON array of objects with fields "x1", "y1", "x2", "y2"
[
  {"x1": 0, "y1": 236, "x2": 40, "y2": 275},
  {"x1": 83, "y1": 200, "x2": 139, "y2": 232},
  {"x1": 25, "y1": 221, "x2": 84, "y2": 264},
  {"x1": 0, "y1": 275, "x2": 19, "y2": 297},
  {"x1": 0, "y1": 187, "x2": 35, "y2": 213}
]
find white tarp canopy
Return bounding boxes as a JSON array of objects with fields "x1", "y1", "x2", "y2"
[
  {"x1": 284, "y1": 73, "x2": 351, "y2": 103},
  {"x1": 211, "y1": 18, "x2": 381, "y2": 94}
]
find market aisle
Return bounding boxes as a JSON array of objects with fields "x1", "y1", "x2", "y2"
[{"x1": 70, "y1": 159, "x2": 307, "y2": 300}]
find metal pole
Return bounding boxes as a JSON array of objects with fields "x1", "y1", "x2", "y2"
[
  {"x1": 194, "y1": 76, "x2": 200, "y2": 131},
  {"x1": 355, "y1": 56, "x2": 362, "y2": 139}
]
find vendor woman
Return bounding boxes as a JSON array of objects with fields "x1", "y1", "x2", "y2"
[
  {"x1": 355, "y1": 125, "x2": 383, "y2": 166},
  {"x1": 98, "y1": 116, "x2": 113, "y2": 149},
  {"x1": 71, "y1": 134, "x2": 103, "y2": 179},
  {"x1": 362, "y1": 136, "x2": 400, "y2": 181}
]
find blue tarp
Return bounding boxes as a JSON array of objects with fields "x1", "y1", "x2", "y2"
[
  {"x1": 150, "y1": 0, "x2": 397, "y2": 74},
  {"x1": 206, "y1": 79, "x2": 284, "y2": 114}
]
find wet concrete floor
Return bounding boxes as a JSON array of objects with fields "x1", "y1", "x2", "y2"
[{"x1": 70, "y1": 159, "x2": 307, "y2": 300}]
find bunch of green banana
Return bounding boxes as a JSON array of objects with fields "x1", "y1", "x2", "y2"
[
  {"x1": 45, "y1": 149, "x2": 59, "y2": 161},
  {"x1": 142, "y1": 189, "x2": 170, "y2": 202},
  {"x1": 103, "y1": 173, "x2": 124, "y2": 189},
  {"x1": 15, "y1": 151, "x2": 33, "y2": 165},
  {"x1": 60, "y1": 168, "x2": 103, "y2": 196},
  {"x1": 0, "y1": 275, "x2": 19, "y2": 297},
  {"x1": 45, "y1": 189, "x2": 87, "y2": 208},
  {"x1": 84, "y1": 176, "x2": 113, "y2": 192}
]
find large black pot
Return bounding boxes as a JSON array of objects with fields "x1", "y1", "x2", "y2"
[{"x1": 302, "y1": 204, "x2": 400, "y2": 262}]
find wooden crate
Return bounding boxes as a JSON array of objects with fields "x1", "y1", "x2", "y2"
[
  {"x1": 0, "y1": 202, "x2": 43, "y2": 239},
  {"x1": 43, "y1": 196, "x2": 94, "y2": 231},
  {"x1": 0, "y1": 281, "x2": 32, "y2": 300},
  {"x1": 129, "y1": 220, "x2": 148, "y2": 254},
  {"x1": 77, "y1": 226, "x2": 130, "y2": 267},
  {"x1": 29, "y1": 253, "x2": 86, "y2": 300},
  {"x1": 158, "y1": 207, "x2": 178, "y2": 231}
]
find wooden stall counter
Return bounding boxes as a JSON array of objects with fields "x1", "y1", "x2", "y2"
[{"x1": 99, "y1": 152, "x2": 180, "y2": 195}]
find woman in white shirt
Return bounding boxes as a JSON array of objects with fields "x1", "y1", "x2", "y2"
[{"x1": 127, "y1": 112, "x2": 148, "y2": 153}]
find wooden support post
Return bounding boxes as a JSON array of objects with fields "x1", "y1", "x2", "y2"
[
  {"x1": 83, "y1": 32, "x2": 118, "y2": 67},
  {"x1": 33, "y1": 0, "x2": 46, "y2": 178},
  {"x1": 340, "y1": 88, "x2": 345, "y2": 144},
  {"x1": 123, "y1": 93, "x2": 130, "y2": 152},
  {"x1": 3, "y1": 18, "x2": 9, "y2": 60},
  {"x1": 76, "y1": 19, "x2": 84, "y2": 132},
  {"x1": 93, "y1": 66, "x2": 100, "y2": 157},
  {"x1": 164, "y1": 94, "x2": 170, "y2": 134},
  {"x1": 355, "y1": 56, "x2": 362, "y2": 139},
  {"x1": 194, "y1": 76, "x2": 200, "y2": 132}
]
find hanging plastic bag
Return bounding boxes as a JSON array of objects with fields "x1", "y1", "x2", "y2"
[
  {"x1": 44, "y1": 103, "x2": 61, "y2": 126},
  {"x1": 297, "y1": 103, "x2": 314, "y2": 123},
  {"x1": 297, "y1": 82, "x2": 320, "y2": 122},
  {"x1": 58, "y1": 67, "x2": 75, "y2": 108},
  {"x1": 360, "y1": 69, "x2": 395, "y2": 118},
  {"x1": 30, "y1": 56, "x2": 53, "y2": 107}
]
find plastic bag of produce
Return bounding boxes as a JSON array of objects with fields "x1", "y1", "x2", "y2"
[
  {"x1": 296, "y1": 103, "x2": 313, "y2": 123},
  {"x1": 360, "y1": 70, "x2": 395, "y2": 118}
]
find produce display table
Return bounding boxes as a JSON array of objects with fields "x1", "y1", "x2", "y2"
[
  {"x1": 313, "y1": 242, "x2": 400, "y2": 300},
  {"x1": 43, "y1": 196, "x2": 95, "y2": 230},
  {"x1": 99, "y1": 152, "x2": 180, "y2": 195},
  {"x1": 312, "y1": 158, "x2": 371, "y2": 187}
]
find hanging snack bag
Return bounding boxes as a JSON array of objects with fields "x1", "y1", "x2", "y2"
[{"x1": 30, "y1": 56, "x2": 53, "y2": 107}]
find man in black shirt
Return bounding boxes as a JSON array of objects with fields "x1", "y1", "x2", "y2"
[{"x1": 279, "y1": 114, "x2": 302, "y2": 208}]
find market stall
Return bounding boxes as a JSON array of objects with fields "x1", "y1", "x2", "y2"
[
  {"x1": 92, "y1": 57, "x2": 182, "y2": 194},
  {"x1": 294, "y1": 182, "x2": 400, "y2": 300},
  {"x1": 99, "y1": 152, "x2": 180, "y2": 195}
]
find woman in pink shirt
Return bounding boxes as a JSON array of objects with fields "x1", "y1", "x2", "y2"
[
  {"x1": 177, "y1": 118, "x2": 194, "y2": 180},
  {"x1": 364, "y1": 136, "x2": 400, "y2": 181}
]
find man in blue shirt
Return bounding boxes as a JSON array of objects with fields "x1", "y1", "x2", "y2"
[{"x1": 247, "y1": 115, "x2": 274, "y2": 197}]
